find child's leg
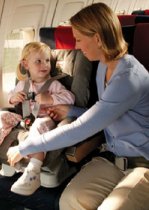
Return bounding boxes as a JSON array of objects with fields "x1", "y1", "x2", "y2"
[
  {"x1": 10, "y1": 116, "x2": 55, "y2": 195},
  {"x1": 29, "y1": 116, "x2": 56, "y2": 137},
  {"x1": 11, "y1": 152, "x2": 44, "y2": 196}
]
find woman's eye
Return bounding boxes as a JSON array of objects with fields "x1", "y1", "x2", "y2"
[
  {"x1": 46, "y1": 58, "x2": 50, "y2": 63},
  {"x1": 76, "y1": 39, "x2": 80, "y2": 43}
]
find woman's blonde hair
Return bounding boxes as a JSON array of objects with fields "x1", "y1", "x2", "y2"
[
  {"x1": 70, "y1": 3, "x2": 128, "y2": 61},
  {"x1": 17, "y1": 42, "x2": 51, "y2": 80}
]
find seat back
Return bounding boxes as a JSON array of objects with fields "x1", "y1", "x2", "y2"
[
  {"x1": 135, "y1": 15, "x2": 149, "y2": 24},
  {"x1": 133, "y1": 23, "x2": 149, "y2": 71},
  {"x1": 118, "y1": 15, "x2": 136, "y2": 26},
  {"x1": 131, "y1": 10, "x2": 146, "y2": 15},
  {"x1": 120, "y1": 20, "x2": 149, "y2": 71},
  {"x1": 39, "y1": 26, "x2": 104, "y2": 163},
  {"x1": 132, "y1": 9, "x2": 149, "y2": 15},
  {"x1": 122, "y1": 25, "x2": 136, "y2": 54},
  {"x1": 39, "y1": 26, "x2": 98, "y2": 108}
]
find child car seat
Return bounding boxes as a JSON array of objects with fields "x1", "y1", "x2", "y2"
[{"x1": 0, "y1": 26, "x2": 104, "y2": 187}]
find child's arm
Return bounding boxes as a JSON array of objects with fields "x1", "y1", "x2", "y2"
[
  {"x1": 8, "y1": 80, "x2": 26, "y2": 105},
  {"x1": 9, "y1": 91, "x2": 26, "y2": 105},
  {"x1": 35, "y1": 80, "x2": 75, "y2": 106},
  {"x1": 48, "y1": 80, "x2": 75, "y2": 105}
]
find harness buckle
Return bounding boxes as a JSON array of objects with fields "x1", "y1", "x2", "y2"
[
  {"x1": 115, "y1": 157, "x2": 128, "y2": 171},
  {"x1": 20, "y1": 114, "x2": 35, "y2": 130}
]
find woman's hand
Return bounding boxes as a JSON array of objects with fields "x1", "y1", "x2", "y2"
[
  {"x1": 47, "y1": 104, "x2": 71, "y2": 121},
  {"x1": 35, "y1": 92, "x2": 53, "y2": 105},
  {"x1": 7, "y1": 146, "x2": 23, "y2": 167}
]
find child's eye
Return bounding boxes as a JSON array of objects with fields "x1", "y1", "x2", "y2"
[{"x1": 35, "y1": 59, "x2": 41, "y2": 64}]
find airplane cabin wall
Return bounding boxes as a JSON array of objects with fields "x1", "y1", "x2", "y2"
[
  {"x1": 0, "y1": 0, "x2": 149, "y2": 107},
  {"x1": 0, "y1": 0, "x2": 58, "y2": 107},
  {"x1": 49, "y1": 0, "x2": 93, "y2": 27}
]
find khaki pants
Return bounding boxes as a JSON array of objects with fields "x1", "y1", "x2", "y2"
[{"x1": 60, "y1": 157, "x2": 149, "y2": 210}]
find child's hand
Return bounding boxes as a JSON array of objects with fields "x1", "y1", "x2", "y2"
[
  {"x1": 7, "y1": 146, "x2": 23, "y2": 167},
  {"x1": 10, "y1": 91, "x2": 26, "y2": 104}
]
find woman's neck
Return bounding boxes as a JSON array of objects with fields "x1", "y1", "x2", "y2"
[{"x1": 105, "y1": 60, "x2": 119, "y2": 83}]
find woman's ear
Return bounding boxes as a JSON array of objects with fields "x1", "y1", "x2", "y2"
[{"x1": 95, "y1": 33, "x2": 102, "y2": 48}]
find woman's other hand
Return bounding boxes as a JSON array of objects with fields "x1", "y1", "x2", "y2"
[
  {"x1": 7, "y1": 146, "x2": 23, "y2": 167},
  {"x1": 47, "y1": 104, "x2": 71, "y2": 121}
]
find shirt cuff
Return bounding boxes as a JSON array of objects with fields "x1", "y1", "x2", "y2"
[{"x1": 67, "y1": 106, "x2": 87, "y2": 118}]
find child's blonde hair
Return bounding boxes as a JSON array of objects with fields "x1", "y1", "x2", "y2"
[{"x1": 16, "y1": 42, "x2": 51, "y2": 80}]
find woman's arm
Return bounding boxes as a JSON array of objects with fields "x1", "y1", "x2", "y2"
[
  {"x1": 7, "y1": 69, "x2": 141, "y2": 163},
  {"x1": 47, "y1": 104, "x2": 87, "y2": 121}
]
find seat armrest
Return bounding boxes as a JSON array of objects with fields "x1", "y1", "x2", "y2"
[
  {"x1": 0, "y1": 107, "x2": 16, "y2": 113},
  {"x1": 65, "y1": 132, "x2": 105, "y2": 163}
]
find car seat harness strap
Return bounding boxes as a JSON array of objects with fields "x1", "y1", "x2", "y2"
[{"x1": 20, "y1": 73, "x2": 67, "y2": 129}]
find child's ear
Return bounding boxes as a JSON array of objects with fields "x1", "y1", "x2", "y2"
[{"x1": 21, "y1": 59, "x2": 28, "y2": 70}]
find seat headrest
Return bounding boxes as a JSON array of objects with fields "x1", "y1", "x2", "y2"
[
  {"x1": 39, "y1": 26, "x2": 75, "y2": 49},
  {"x1": 118, "y1": 15, "x2": 136, "y2": 26}
]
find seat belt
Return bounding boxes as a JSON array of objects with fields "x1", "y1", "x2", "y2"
[
  {"x1": 22, "y1": 73, "x2": 67, "y2": 120},
  {"x1": 22, "y1": 79, "x2": 31, "y2": 118}
]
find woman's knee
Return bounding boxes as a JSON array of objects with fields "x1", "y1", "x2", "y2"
[
  {"x1": 98, "y1": 167, "x2": 149, "y2": 210},
  {"x1": 59, "y1": 180, "x2": 93, "y2": 210},
  {"x1": 60, "y1": 157, "x2": 124, "y2": 210},
  {"x1": 59, "y1": 183, "x2": 78, "y2": 210}
]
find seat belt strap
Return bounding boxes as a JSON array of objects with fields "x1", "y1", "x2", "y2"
[
  {"x1": 32, "y1": 73, "x2": 67, "y2": 118},
  {"x1": 22, "y1": 79, "x2": 31, "y2": 118},
  {"x1": 22, "y1": 73, "x2": 67, "y2": 118},
  {"x1": 38, "y1": 74, "x2": 66, "y2": 93}
]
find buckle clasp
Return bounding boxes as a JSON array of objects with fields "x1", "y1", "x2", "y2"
[{"x1": 115, "y1": 157, "x2": 128, "y2": 171}]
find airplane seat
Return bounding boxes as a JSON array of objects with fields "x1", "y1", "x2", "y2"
[
  {"x1": 39, "y1": 26, "x2": 104, "y2": 163},
  {"x1": 120, "y1": 15, "x2": 149, "y2": 61},
  {"x1": 122, "y1": 25, "x2": 136, "y2": 54},
  {"x1": 131, "y1": 10, "x2": 146, "y2": 15},
  {"x1": 132, "y1": 9, "x2": 149, "y2": 16},
  {"x1": 135, "y1": 15, "x2": 149, "y2": 24},
  {"x1": 118, "y1": 15, "x2": 136, "y2": 54},
  {"x1": 133, "y1": 23, "x2": 149, "y2": 71},
  {"x1": 0, "y1": 26, "x2": 105, "y2": 188},
  {"x1": 144, "y1": 9, "x2": 149, "y2": 15},
  {"x1": 118, "y1": 15, "x2": 136, "y2": 26},
  {"x1": 39, "y1": 26, "x2": 98, "y2": 108}
]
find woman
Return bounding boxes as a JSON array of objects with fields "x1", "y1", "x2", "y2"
[{"x1": 6, "y1": 2, "x2": 149, "y2": 210}]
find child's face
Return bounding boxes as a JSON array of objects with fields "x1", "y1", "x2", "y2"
[{"x1": 25, "y1": 51, "x2": 51, "y2": 82}]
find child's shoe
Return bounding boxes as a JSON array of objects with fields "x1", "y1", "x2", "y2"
[{"x1": 11, "y1": 168, "x2": 40, "y2": 195}]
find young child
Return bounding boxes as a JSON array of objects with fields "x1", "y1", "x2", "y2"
[{"x1": 0, "y1": 42, "x2": 75, "y2": 195}]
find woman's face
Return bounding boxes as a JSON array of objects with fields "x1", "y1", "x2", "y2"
[{"x1": 72, "y1": 28, "x2": 103, "y2": 61}]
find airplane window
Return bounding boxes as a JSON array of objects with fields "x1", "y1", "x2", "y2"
[{"x1": 2, "y1": 28, "x2": 35, "y2": 106}]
